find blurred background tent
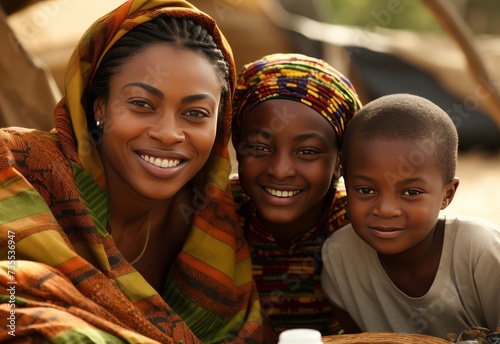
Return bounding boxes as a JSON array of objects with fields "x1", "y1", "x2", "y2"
[{"x1": 1, "y1": 0, "x2": 499, "y2": 222}]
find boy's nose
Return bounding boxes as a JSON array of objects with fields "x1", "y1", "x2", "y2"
[{"x1": 373, "y1": 194, "x2": 402, "y2": 218}]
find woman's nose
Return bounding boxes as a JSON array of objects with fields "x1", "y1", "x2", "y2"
[{"x1": 148, "y1": 114, "x2": 185, "y2": 144}]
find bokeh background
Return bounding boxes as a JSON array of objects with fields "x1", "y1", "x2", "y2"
[{"x1": 2, "y1": 0, "x2": 499, "y2": 224}]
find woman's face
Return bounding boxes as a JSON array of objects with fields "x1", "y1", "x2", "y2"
[
  {"x1": 94, "y1": 44, "x2": 222, "y2": 201},
  {"x1": 236, "y1": 99, "x2": 340, "y2": 228}
]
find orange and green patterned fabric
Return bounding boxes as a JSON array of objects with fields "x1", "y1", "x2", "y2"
[{"x1": 0, "y1": 1, "x2": 267, "y2": 343}]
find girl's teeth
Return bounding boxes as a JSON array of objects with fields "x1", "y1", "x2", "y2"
[
  {"x1": 265, "y1": 188, "x2": 300, "y2": 198},
  {"x1": 141, "y1": 155, "x2": 180, "y2": 168}
]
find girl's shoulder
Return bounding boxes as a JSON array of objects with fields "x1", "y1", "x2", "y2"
[{"x1": 229, "y1": 176, "x2": 254, "y2": 219}]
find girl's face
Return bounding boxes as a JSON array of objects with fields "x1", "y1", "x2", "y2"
[
  {"x1": 344, "y1": 138, "x2": 458, "y2": 256},
  {"x1": 94, "y1": 44, "x2": 221, "y2": 201},
  {"x1": 237, "y1": 99, "x2": 340, "y2": 229}
]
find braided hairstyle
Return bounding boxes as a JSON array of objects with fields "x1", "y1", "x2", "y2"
[{"x1": 87, "y1": 15, "x2": 230, "y2": 133}]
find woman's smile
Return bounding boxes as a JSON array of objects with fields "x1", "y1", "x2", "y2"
[{"x1": 137, "y1": 152, "x2": 187, "y2": 179}]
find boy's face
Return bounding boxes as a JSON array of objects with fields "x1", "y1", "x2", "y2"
[
  {"x1": 236, "y1": 99, "x2": 340, "y2": 228},
  {"x1": 344, "y1": 138, "x2": 458, "y2": 256}
]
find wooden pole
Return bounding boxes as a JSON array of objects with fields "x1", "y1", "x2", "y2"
[{"x1": 421, "y1": 0, "x2": 500, "y2": 128}]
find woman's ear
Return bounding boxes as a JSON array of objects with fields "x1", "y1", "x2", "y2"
[
  {"x1": 441, "y1": 177, "x2": 460, "y2": 210},
  {"x1": 93, "y1": 97, "x2": 106, "y2": 124}
]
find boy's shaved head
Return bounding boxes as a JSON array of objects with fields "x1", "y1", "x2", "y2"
[{"x1": 341, "y1": 93, "x2": 458, "y2": 183}]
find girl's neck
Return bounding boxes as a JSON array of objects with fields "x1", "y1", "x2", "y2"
[{"x1": 257, "y1": 195, "x2": 331, "y2": 248}]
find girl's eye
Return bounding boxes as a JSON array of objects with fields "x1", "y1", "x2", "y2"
[
  {"x1": 247, "y1": 144, "x2": 270, "y2": 153},
  {"x1": 356, "y1": 187, "x2": 374, "y2": 195},
  {"x1": 403, "y1": 189, "x2": 422, "y2": 196},
  {"x1": 297, "y1": 149, "x2": 318, "y2": 155}
]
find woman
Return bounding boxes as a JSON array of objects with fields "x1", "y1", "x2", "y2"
[{"x1": 0, "y1": 1, "x2": 268, "y2": 343}]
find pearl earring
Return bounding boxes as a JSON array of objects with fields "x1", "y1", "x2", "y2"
[{"x1": 96, "y1": 119, "x2": 103, "y2": 129}]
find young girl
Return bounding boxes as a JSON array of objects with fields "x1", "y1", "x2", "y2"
[
  {"x1": 230, "y1": 53, "x2": 362, "y2": 336},
  {"x1": 321, "y1": 93, "x2": 500, "y2": 340},
  {"x1": 0, "y1": 1, "x2": 267, "y2": 342}
]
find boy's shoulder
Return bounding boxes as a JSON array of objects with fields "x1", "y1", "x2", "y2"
[
  {"x1": 445, "y1": 216, "x2": 500, "y2": 252},
  {"x1": 323, "y1": 223, "x2": 360, "y2": 252},
  {"x1": 446, "y1": 216, "x2": 500, "y2": 237}
]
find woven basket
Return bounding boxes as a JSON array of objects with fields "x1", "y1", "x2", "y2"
[{"x1": 322, "y1": 332, "x2": 450, "y2": 343}]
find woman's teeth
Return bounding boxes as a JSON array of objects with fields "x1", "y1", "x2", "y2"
[
  {"x1": 141, "y1": 155, "x2": 180, "y2": 168},
  {"x1": 265, "y1": 188, "x2": 300, "y2": 198}
]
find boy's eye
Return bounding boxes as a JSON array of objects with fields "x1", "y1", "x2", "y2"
[
  {"x1": 403, "y1": 189, "x2": 422, "y2": 196},
  {"x1": 184, "y1": 109, "x2": 210, "y2": 118}
]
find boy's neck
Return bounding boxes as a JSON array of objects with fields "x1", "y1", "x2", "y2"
[{"x1": 377, "y1": 219, "x2": 445, "y2": 297}]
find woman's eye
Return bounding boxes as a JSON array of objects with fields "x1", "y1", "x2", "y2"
[
  {"x1": 403, "y1": 189, "x2": 422, "y2": 196},
  {"x1": 129, "y1": 99, "x2": 153, "y2": 109}
]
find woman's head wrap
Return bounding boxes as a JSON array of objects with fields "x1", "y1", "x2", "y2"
[
  {"x1": 56, "y1": 0, "x2": 236, "y2": 186},
  {"x1": 232, "y1": 53, "x2": 362, "y2": 147}
]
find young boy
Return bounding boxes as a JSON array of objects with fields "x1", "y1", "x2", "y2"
[
  {"x1": 230, "y1": 53, "x2": 362, "y2": 335},
  {"x1": 321, "y1": 93, "x2": 500, "y2": 339}
]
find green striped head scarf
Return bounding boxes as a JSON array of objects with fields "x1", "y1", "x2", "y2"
[{"x1": 232, "y1": 53, "x2": 362, "y2": 147}]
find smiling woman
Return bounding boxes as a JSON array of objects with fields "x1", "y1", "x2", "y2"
[
  {"x1": 93, "y1": 44, "x2": 220, "y2": 208},
  {"x1": 0, "y1": 1, "x2": 270, "y2": 343}
]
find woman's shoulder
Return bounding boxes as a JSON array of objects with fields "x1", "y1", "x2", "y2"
[
  {"x1": 1, "y1": 127, "x2": 60, "y2": 151},
  {"x1": 1, "y1": 127, "x2": 70, "y2": 179}
]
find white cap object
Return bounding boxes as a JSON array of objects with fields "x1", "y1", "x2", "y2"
[{"x1": 278, "y1": 329, "x2": 324, "y2": 344}]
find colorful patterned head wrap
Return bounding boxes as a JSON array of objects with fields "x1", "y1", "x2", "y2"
[{"x1": 232, "y1": 53, "x2": 362, "y2": 147}]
